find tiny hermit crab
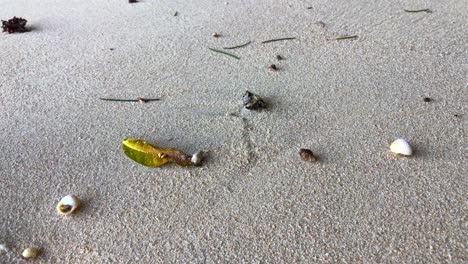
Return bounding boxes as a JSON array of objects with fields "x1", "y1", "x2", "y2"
[
  {"x1": 242, "y1": 91, "x2": 267, "y2": 110},
  {"x1": 299, "y1": 148, "x2": 317, "y2": 162},
  {"x1": 56, "y1": 195, "x2": 81, "y2": 215}
]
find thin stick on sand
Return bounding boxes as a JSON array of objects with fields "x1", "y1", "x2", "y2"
[
  {"x1": 222, "y1": 40, "x2": 252, "y2": 50},
  {"x1": 208, "y1": 48, "x2": 240, "y2": 59},
  {"x1": 333, "y1": 35, "x2": 358, "y2": 40},
  {"x1": 404, "y1": 9, "x2": 432, "y2": 13},
  {"x1": 99, "y1": 97, "x2": 160, "y2": 103},
  {"x1": 261, "y1": 37, "x2": 296, "y2": 44}
]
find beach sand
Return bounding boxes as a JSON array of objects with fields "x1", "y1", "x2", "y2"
[{"x1": 0, "y1": 0, "x2": 466, "y2": 262}]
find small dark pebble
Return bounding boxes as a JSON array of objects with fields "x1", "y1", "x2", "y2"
[
  {"x1": 268, "y1": 64, "x2": 277, "y2": 71},
  {"x1": 307, "y1": 7, "x2": 313, "y2": 9},
  {"x1": 276, "y1": 55, "x2": 283, "y2": 60},
  {"x1": 299, "y1": 149, "x2": 317, "y2": 162},
  {"x1": 454, "y1": 114, "x2": 460, "y2": 118},
  {"x1": 129, "y1": 0, "x2": 138, "y2": 3},
  {"x1": 110, "y1": 48, "x2": 115, "y2": 51},
  {"x1": 243, "y1": 91, "x2": 266, "y2": 110},
  {"x1": 423, "y1": 97, "x2": 432, "y2": 102},
  {"x1": 1, "y1": 17, "x2": 28, "y2": 33}
]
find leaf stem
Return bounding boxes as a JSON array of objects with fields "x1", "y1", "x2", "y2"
[
  {"x1": 261, "y1": 37, "x2": 296, "y2": 44},
  {"x1": 208, "y1": 48, "x2": 240, "y2": 60},
  {"x1": 222, "y1": 40, "x2": 252, "y2": 50},
  {"x1": 99, "y1": 97, "x2": 160, "y2": 102},
  {"x1": 404, "y1": 9, "x2": 432, "y2": 13},
  {"x1": 334, "y1": 35, "x2": 358, "y2": 40}
]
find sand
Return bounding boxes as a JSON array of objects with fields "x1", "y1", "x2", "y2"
[{"x1": 0, "y1": 0, "x2": 466, "y2": 263}]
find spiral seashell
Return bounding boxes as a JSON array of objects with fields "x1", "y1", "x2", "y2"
[{"x1": 57, "y1": 195, "x2": 80, "y2": 215}]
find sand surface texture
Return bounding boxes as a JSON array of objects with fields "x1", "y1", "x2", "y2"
[{"x1": 1, "y1": 0, "x2": 467, "y2": 263}]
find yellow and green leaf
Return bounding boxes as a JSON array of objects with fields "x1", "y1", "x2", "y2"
[{"x1": 122, "y1": 138, "x2": 192, "y2": 167}]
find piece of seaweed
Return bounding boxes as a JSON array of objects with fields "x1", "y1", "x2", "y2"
[{"x1": 1, "y1": 17, "x2": 28, "y2": 33}]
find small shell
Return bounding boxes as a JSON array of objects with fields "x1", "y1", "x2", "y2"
[
  {"x1": 390, "y1": 138, "x2": 412, "y2": 156},
  {"x1": 57, "y1": 195, "x2": 80, "y2": 215},
  {"x1": 191, "y1": 151, "x2": 205, "y2": 166},
  {"x1": 21, "y1": 247, "x2": 40, "y2": 259}
]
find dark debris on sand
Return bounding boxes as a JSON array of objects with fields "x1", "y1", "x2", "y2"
[
  {"x1": 243, "y1": 91, "x2": 267, "y2": 110},
  {"x1": 1, "y1": 17, "x2": 28, "y2": 33}
]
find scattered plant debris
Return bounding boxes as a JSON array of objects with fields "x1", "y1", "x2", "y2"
[
  {"x1": 208, "y1": 48, "x2": 240, "y2": 59},
  {"x1": 99, "y1": 97, "x2": 160, "y2": 103},
  {"x1": 404, "y1": 8, "x2": 432, "y2": 13},
  {"x1": 299, "y1": 149, "x2": 317, "y2": 162},
  {"x1": 212, "y1": 32, "x2": 220, "y2": 38},
  {"x1": 122, "y1": 138, "x2": 193, "y2": 167},
  {"x1": 261, "y1": 37, "x2": 296, "y2": 44},
  {"x1": 223, "y1": 40, "x2": 252, "y2": 49},
  {"x1": 243, "y1": 91, "x2": 266, "y2": 110},
  {"x1": 423, "y1": 97, "x2": 432, "y2": 102},
  {"x1": 1, "y1": 17, "x2": 28, "y2": 33}
]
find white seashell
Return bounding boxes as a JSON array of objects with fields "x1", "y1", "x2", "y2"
[
  {"x1": 57, "y1": 195, "x2": 80, "y2": 215},
  {"x1": 21, "y1": 247, "x2": 41, "y2": 259},
  {"x1": 191, "y1": 151, "x2": 205, "y2": 166},
  {"x1": 390, "y1": 138, "x2": 412, "y2": 156}
]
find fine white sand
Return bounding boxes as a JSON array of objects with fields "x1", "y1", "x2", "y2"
[{"x1": 1, "y1": 0, "x2": 466, "y2": 262}]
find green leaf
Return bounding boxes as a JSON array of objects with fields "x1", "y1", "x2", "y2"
[{"x1": 122, "y1": 138, "x2": 192, "y2": 167}]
